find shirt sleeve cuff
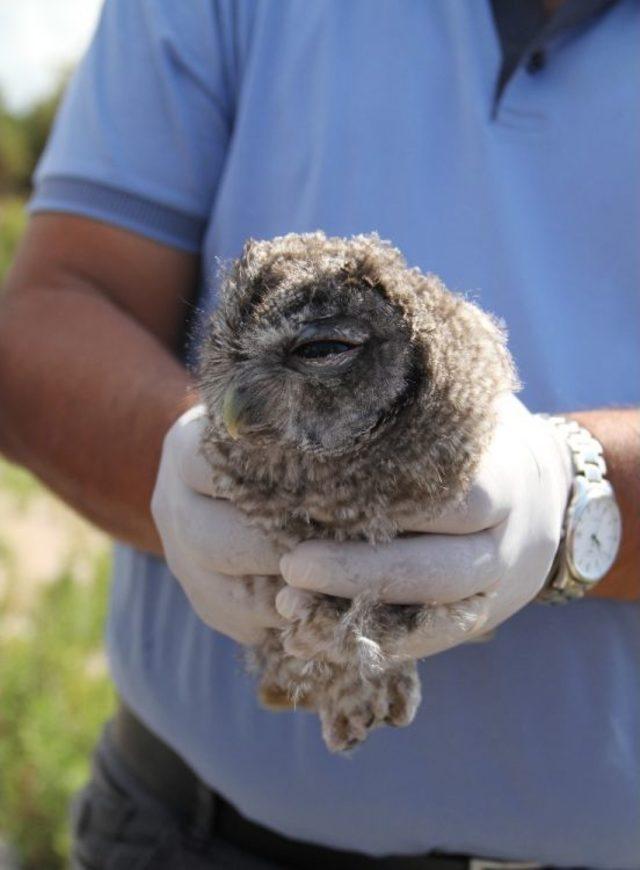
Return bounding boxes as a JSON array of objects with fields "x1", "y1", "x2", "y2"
[{"x1": 29, "y1": 176, "x2": 207, "y2": 253}]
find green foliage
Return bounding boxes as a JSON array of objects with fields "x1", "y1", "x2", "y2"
[
  {"x1": 0, "y1": 114, "x2": 30, "y2": 192},
  {"x1": 0, "y1": 469, "x2": 114, "y2": 870},
  {"x1": 0, "y1": 80, "x2": 64, "y2": 286},
  {"x1": 0, "y1": 78, "x2": 115, "y2": 868},
  {"x1": 0, "y1": 196, "x2": 26, "y2": 286},
  {"x1": 0, "y1": 459, "x2": 40, "y2": 508},
  {"x1": 0, "y1": 84, "x2": 64, "y2": 196}
]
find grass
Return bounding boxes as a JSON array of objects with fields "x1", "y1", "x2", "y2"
[{"x1": 0, "y1": 460, "x2": 114, "y2": 870}]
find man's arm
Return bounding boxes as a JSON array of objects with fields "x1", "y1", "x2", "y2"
[
  {"x1": 569, "y1": 409, "x2": 640, "y2": 601},
  {"x1": 0, "y1": 213, "x2": 199, "y2": 554}
]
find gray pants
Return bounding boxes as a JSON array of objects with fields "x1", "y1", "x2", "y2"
[{"x1": 69, "y1": 724, "x2": 281, "y2": 869}]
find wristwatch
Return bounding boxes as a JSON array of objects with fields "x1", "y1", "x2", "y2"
[{"x1": 538, "y1": 416, "x2": 622, "y2": 603}]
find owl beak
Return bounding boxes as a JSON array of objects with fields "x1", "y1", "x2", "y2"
[{"x1": 222, "y1": 384, "x2": 253, "y2": 439}]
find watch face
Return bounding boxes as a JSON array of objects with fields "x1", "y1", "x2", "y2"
[{"x1": 570, "y1": 492, "x2": 622, "y2": 583}]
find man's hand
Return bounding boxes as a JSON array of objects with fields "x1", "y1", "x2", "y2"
[
  {"x1": 277, "y1": 395, "x2": 574, "y2": 658},
  {"x1": 151, "y1": 405, "x2": 287, "y2": 644}
]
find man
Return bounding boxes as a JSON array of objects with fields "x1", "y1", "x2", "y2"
[{"x1": 0, "y1": 1, "x2": 638, "y2": 867}]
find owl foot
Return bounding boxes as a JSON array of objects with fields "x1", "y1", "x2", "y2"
[
  {"x1": 280, "y1": 590, "x2": 350, "y2": 663},
  {"x1": 319, "y1": 660, "x2": 421, "y2": 752},
  {"x1": 384, "y1": 664, "x2": 421, "y2": 727},
  {"x1": 321, "y1": 706, "x2": 377, "y2": 752}
]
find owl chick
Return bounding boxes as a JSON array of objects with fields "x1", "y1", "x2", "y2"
[{"x1": 197, "y1": 232, "x2": 517, "y2": 752}]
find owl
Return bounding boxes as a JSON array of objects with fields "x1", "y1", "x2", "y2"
[{"x1": 197, "y1": 232, "x2": 517, "y2": 752}]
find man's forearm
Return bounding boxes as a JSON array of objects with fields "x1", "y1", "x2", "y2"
[
  {"x1": 0, "y1": 281, "x2": 194, "y2": 554},
  {"x1": 567, "y1": 409, "x2": 640, "y2": 601}
]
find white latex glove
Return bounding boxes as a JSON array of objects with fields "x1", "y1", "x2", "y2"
[
  {"x1": 277, "y1": 394, "x2": 573, "y2": 658},
  {"x1": 151, "y1": 405, "x2": 286, "y2": 644}
]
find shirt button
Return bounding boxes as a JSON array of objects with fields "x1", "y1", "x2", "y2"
[{"x1": 527, "y1": 50, "x2": 547, "y2": 74}]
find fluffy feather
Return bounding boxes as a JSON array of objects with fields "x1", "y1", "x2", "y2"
[{"x1": 198, "y1": 232, "x2": 517, "y2": 751}]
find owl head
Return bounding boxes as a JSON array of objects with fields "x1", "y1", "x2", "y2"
[
  {"x1": 198, "y1": 231, "x2": 516, "y2": 469},
  {"x1": 198, "y1": 233, "x2": 438, "y2": 457}
]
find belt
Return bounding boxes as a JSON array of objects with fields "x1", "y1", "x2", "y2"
[{"x1": 112, "y1": 702, "x2": 543, "y2": 870}]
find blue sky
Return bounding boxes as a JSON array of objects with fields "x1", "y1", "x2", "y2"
[{"x1": 0, "y1": 0, "x2": 103, "y2": 112}]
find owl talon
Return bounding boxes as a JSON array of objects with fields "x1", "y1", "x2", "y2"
[
  {"x1": 321, "y1": 711, "x2": 370, "y2": 753},
  {"x1": 384, "y1": 666, "x2": 421, "y2": 727}
]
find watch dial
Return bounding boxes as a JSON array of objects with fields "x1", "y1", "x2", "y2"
[{"x1": 572, "y1": 495, "x2": 622, "y2": 582}]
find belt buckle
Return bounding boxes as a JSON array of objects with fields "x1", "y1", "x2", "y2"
[{"x1": 469, "y1": 861, "x2": 542, "y2": 870}]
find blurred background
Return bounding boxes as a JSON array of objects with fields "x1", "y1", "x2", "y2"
[{"x1": 0, "y1": 3, "x2": 114, "y2": 868}]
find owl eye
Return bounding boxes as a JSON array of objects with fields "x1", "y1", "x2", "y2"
[{"x1": 292, "y1": 340, "x2": 356, "y2": 359}]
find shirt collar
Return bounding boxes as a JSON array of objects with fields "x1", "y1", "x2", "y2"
[{"x1": 490, "y1": 0, "x2": 623, "y2": 110}]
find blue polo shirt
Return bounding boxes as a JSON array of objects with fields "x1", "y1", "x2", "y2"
[{"x1": 30, "y1": 1, "x2": 640, "y2": 866}]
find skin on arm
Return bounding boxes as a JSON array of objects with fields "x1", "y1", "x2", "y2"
[{"x1": 0, "y1": 213, "x2": 199, "y2": 554}]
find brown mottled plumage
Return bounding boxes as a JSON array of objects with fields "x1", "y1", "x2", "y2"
[{"x1": 197, "y1": 232, "x2": 517, "y2": 752}]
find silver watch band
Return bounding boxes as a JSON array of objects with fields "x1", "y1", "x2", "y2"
[{"x1": 537, "y1": 415, "x2": 609, "y2": 604}]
